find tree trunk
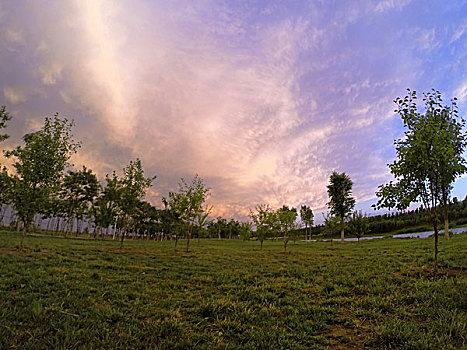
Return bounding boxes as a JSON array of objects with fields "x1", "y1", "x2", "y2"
[
  {"x1": 443, "y1": 199, "x2": 449, "y2": 240},
  {"x1": 186, "y1": 225, "x2": 192, "y2": 252},
  {"x1": 120, "y1": 230, "x2": 125, "y2": 249},
  {"x1": 260, "y1": 239, "x2": 263, "y2": 249},
  {"x1": 434, "y1": 222, "x2": 439, "y2": 276},
  {"x1": 20, "y1": 223, "x2": 28, "y2": 250},
  {"x1": 340, "y1": 226, "x2": 344, "y2": 243}
]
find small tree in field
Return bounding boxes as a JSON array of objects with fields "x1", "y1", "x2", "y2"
[
  {"x1": 250, "y1": 204, "x2": 276, "y2": 249},
  {"x1": 375, "y1": 89, "x2": 466, "y2": 273},
  {"x1": 277, "y1": 205, "x2": 298, "y2": 252},
  {"x1": 239, "y1": 222, "x2": 252, "y2": 242},
  {"x1": 5, "y1": 115, "x2": 80, "y2": 249},
  {"x1": 347, "y1": 210, "x2": 369, "y2": 243},
  {"x1": 300, "y1": 205, "x2": 314, "y2": 240},
  {"x1": 167, "y1": 175, "x2": 210, "y2": 252},
  {"x1": 117, "y1": 159, "x2": 155, "y2": 248},
  {"x1": 327, "y1": 172, "x2": 355, "y2": 243},
  {"x1": 322, "y1": 212, "x2": 340, "y2": 244}
]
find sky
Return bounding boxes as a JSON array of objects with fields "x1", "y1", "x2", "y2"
[{"x1": 1, "y1": 0, "x2": 467, "y2": 222}]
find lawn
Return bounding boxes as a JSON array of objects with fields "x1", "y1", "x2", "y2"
[{"x1": 1, "y1": 231, "x2": 466, "y2": 349}]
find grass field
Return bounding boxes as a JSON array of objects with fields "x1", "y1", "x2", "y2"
[{"x1": 1, "y1": 232, "x2": 466, "y2": 349}]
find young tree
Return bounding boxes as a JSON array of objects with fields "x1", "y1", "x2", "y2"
[
  {"x1": 347, "y1": 210, "x2": 369, "y2": 243},
  {"x1": 91, "y1": 172, "x2": 120, "y2": 238},
  {"x1": 322, "y1": 212, "x2": 340, "y2": 243},
  {"x1": 167, "y1": 175, "x2": 210, "y2": 252},
  {"x1": 117, "y1": 159, "x2": 155, "y2": 248},
  {"x1": 195, "y1": 205, "x2": 212, "y2": 242},
  {"x1": 277, "y1": 205, "x2": 298, "y2": 252},
  {"x1": 327, "y1": 172, "x2": 355, "y2": 243},
  {"x1": 375, "y1": 89, "x2": 467, "y2": 273},
  {"x1": 239, "y1": 222, "x2": 252, "y2": 242},
  {"x1": 5, "y1": 115, "x2": 80, "y2": 248},
  {"x1": 249, "y1": 204, "x2": 277, "y2": 249},
  {"x1": 300, "y1": 205, "x2": 314, "y2": 240},
  {"x1": 60, "y1": 166, "x2": 99, "y2": 236}
]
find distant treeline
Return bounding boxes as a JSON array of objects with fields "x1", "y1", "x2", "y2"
[{"x1": 299, "y1": 196, "x2": 467, "y2": 238}]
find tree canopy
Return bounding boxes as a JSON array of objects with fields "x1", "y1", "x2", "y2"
[
  {"x1": 327, "y1": 172, "x2": 355, "y2": 242},
  {"x1": 375, "y1": 89, "x2": 467, "y2": 272}
]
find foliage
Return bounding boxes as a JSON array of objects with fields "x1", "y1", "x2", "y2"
[
  {"x1": 277, "y1": 205, "x2": 298, "y2": 251},
  {"x1": 117, "y1": 158, "x2": 155, "y2": 247},
  {"x1": 166, "y1": 174, "x2": 210, "y2": 251},
  {"x1": 60, "y1": 166, "x2": 99, "y2": 235},
  {"x1": 327, "y1": 172, "x2": 355, "y2": 242},
  {"x1": 249, "y1": 204, "x2": 277, "y2": 248},
  {"x1": 239, "y1": 222, "x2": 252, "y2": 241},
  {"x1": 300, "y1": 205, "x2": 314, "y2": 240},
  {"x1": 375, "y1": 89, "x2": 467, "y2": 272},
  {"x1": 0, "y1": 106, "x2": 12, "y2": 143},
  {"x1": 322, "y1": 212, "x2": 340, "y2": 239},
  {"x1": 5, "y1": 115, "x2": 80, "y2": 248},
  {"x1": 347, "y1": 210, "x2": 369, "y2": 242}
]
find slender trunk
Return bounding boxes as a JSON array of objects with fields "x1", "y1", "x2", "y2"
[
  {"x1": 431, "y1": 205, "x2": 439, "y2": 276},
  {"x1": 218, "y1": 227, "x2": 221, "y2": 240},
  {"x1": 260, "y1": 239, "x2": 263, "y2": 249},
  {"x1": 186, "y1": 225, "x2": 192, "y2": 252},
  {"x1": 120, "y1": 230, "x2": 125, "y2": 249},
  {"x1": 340, "y1": 216, "x2": 345, "y2": 243},
  {"x1": 442, "y1": 192, "x2": 449, "y2": 240},
  {"x1": 20, "y1": 222, "x2": 28, "y2": 250},
  {"x1": 434, "y1": 222, "x2": 439, "y2": 276}
]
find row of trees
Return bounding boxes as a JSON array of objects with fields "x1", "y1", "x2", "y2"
[
  {"x1": 1, "y1": 88, "x2": 466, "y2": 270},
  {"x1": 0, "y1": 111, "x2": 213, "y2": 251}
]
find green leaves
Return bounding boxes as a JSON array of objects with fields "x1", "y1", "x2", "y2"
[
  {"x1": 376, "y1": 89, "x2": 467, "y2": 213},
  {"x1": 327, "y1": 172, "x2": 355, "y2": 221},
  {"x1": 5, "y1": 115, "x2": 79, "y2": 228},
  {"x1": 0, "y1": 106, "x2": 12, "y2": 144}
]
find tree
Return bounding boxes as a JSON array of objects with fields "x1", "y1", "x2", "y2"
[
  {"x1": 300, "y1": 205, "x2": 314, "y2": 240},
  {"x1": 249, "y1": 204, "x2": 276, "y2": 249},
  {"x1": 322, "y1": 212, "x2": 340, "y2": 243},
  {"x1": 0, "y1": 106, "x2": 12, "y2": 144},
  {"x1": 5, "y1": 115, "x2": 80, "y2": 248},
  {"x1": 347, "y1": 210, "x2": 369, "y2": 243},
  {"x1": 60, "y1": 166, "x2": 99, "y2": 236},
  {"x1": 239, "y1": 222, "x2": 252, "y2": 242},
  {"x1": 195, "y1": 205, "x2": 212, "y2": 242},
  {"x1": 375, "y1": 89, "x2": 467, "y2": 273},
  {"x1": 117, "y1": 159, "x2": 155, "y2": 248},
  {"x1": 91, "y1": 172, "x2": 121, "y2": 238},
  {"x1": 327, "y1": 172, "x2": 355, "y2": 243},
  {"x1": 167, "y1": 175, "x2": 210, "y2": 252},
  {"x1": 277, "y1": 205, "x2": 298, "y2": 252},
  {"x1": 0, "y1": 107, "x2": 12, "y2": 225}
]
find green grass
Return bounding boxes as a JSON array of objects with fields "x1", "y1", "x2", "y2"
[{"x1": 1, "y1": 232, "x2": 466, "y2": 349}]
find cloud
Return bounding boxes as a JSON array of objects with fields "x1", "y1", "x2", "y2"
[
  {"x1": 3, "y1": 86, "x2": 27, "y2": 104},
  {"x1": 0, "y1": 0, "x2": 466, "y2": 221}
]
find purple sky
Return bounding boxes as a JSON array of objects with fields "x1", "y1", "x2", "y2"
[{"x1": 1, "y1": 0, "x2": 467, "y2": 221}]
